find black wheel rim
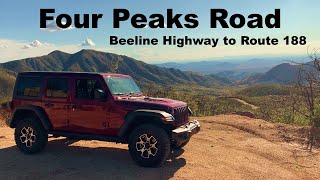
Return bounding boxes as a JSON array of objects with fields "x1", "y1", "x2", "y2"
[
  {"x1": 20, "y1": 127, "x2": 36, "y2": 147},
  {"x1": 135, "y1": 134, "x2": 158, "y2": 159}
]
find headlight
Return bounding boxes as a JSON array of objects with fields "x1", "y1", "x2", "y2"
[
  {"x1": 171, "y1": 109, "x2": 175, "y2": 116},
  {"x1": 188, "y1": 107, "x2": 193, "y2": 115},
  {"x1": 160, "y1": 111, "x2": 175, "y2": 122},
  {"x1": 165, "y1": 116, "x2": 175, "y2": 121}
]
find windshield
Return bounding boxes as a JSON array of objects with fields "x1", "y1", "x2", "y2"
[{"x1": 105, "y1": 76, "x2": 142, "y2": 96}]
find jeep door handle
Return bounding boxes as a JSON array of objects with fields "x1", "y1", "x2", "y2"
[
  {"x1": 44, "y1": 103, "x2": 54, "y2": 107},
  {"x1": 71, "y1": 105, "x2": 81, "y2": 109}
]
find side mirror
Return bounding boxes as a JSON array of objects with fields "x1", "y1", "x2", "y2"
[{"x1": 94, "y1": 89, "x2": 107, "y2": 101}]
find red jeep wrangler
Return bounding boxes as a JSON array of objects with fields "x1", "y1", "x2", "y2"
[{"x1": 7, "y1": 72, "x2": 200, "y2": 167}]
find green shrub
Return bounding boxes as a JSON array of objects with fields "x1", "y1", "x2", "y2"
[
  {"x1": 145, "y1": 86, "x2": 253, "y2": 117},
  {"x1": 238, "y1": 84, "x2": 290, "y2": 97}
]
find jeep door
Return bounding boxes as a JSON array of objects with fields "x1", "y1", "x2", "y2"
[
  {"x1": 42, "y1": 77, "x2": 71, "y2": 130},
  {"x1": 69, "y1": 77, "x2": 109, "y2": 134}
]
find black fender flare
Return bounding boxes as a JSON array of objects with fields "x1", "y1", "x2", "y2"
[
  {"x1": 9, "y1": 105, "x2": 52, "y2": 130},
  {"x1": 118, "y1": 109, "x2": 174, "y2": 137}
]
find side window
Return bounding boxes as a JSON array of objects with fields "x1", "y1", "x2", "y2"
[
  {"x1": 46, "y1": 78, "x2": 68, "y2": 98},
  {"x1": 16, "y1": 77, "x2": 42, "y2": 97},
  {"x1": 76, "y1": 79, "x2": 103, "y2": 100}
]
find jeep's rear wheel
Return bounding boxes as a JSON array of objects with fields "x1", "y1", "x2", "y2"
[
  {"x1": 14, "y1": 118, "x2": 48, "y2": 154},
  {"x1": 128, "y1": 124, "x2": 170, "y2": 167}
]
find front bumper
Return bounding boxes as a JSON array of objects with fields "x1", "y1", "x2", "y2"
[{"x1": 172, "y1": 120, "x2": 200, "y2": 146}]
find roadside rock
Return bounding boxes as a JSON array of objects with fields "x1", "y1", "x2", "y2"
[{"x1": 234, "y1": 111, "x2": 256, "y2": 118}]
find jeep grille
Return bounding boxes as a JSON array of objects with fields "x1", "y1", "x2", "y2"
[{"x1": 173, "y1": 106, "x2": 189, "y2": 126}]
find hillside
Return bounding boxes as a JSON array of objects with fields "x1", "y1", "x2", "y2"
[
  {"x1": 239, "y1": 63, "x2": 303, "y2": 85},
  {"x1": 237, "y1": 84, "x2": 290, "y2": 97},
  {"x1": 0, "y1": 50, "x2": 231, "y2": 88},
  {"x1": 257, "y1": 63, "x2": 300, "y2": 84},
  {"x1": 0, "y1": 68, "x2": 16, "y2": 99}
]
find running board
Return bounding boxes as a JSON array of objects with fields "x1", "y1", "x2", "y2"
[{"x1": 48, "y1": 130, "x2": 127, "y2": 144}]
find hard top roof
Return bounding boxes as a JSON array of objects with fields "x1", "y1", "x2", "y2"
[{"x1": 18, "y1": 71, "x2": 131, "y2": 78}]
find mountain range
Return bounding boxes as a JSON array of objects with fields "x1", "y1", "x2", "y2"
[
  {"x1": 160, "y1": 56, "x2": 316, "y2": 85},
  {"x1": 0, "y1": 50, "x2": 312, "y2": 98},
  {"x1": 0, "y1": 50, "x2": 231, "y2": 94},
  {"x1": 156, "y1": 56, "x2": 311, "y2": 84}
]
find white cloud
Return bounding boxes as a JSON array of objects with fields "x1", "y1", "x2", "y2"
[
  {"x1": 0, "y1": 40, "x2": 9, "y2": 48},
  {"x1": 0, "y1": 39, "x2": 80, "y2": 62},
  {"x1": 0, "y1": 44, "x2": 8, "y2": 48},
  {"x1": 22, "y1": 40, "x2": 55, "y2": 49},
  {"x1": 1, "y1": 38, "x2": 319, "y2": 64},
  {"x1": 29, "y1": 40, "x2": 42, "y2": 47},
  {"x1": 43, "y1": 42, "x2": 54, "y2": 46},
  {"x1": 41, "y1": 20, "x2": 73, "y2": 32},
  {"x1": 22, "y1": 45, "x2": 31, "y2": 49},
  {"x1": 81, "y1": 38, "x2": 95, "y2": 46}
]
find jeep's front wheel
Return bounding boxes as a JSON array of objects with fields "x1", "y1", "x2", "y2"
[
  {"x1": 14, "y1": 118, "x2": 48, "y2": 154},
  {"x1": 172, "y1": 139, "x2": 190, "y2": 149},
  {"x1": 128, "y1": 124, "x2": 170, "y2": 167}
]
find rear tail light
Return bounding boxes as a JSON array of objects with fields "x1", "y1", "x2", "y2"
[{"x1": 188, "y1": 107, "x2": 193, "y2": 116}]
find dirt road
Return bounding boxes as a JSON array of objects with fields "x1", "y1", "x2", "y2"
[
  {"x1": 0, "y1": 115, "x2": 319, "y2": 179},
  {"x1": 231, "y1": 98, "x2": 259, "y2": 110}
]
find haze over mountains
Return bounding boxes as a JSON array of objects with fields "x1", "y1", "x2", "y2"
[
  {"x1": 157, "y1": 58, "x2": 280, "y2": 74},
  {"x1": 157, "y1": 56, "x2": 310, "y2": 84},
  {"x1": 156, "y1": 56, "x2": 308, "y2": 73}
]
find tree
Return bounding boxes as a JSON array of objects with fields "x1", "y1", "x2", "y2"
[
  {"x1": 110, "y1": 58, "x2": 120, "y2": 73},
  {"x1": 293, "y1": 47, "x2": 320, "y2": 151}
]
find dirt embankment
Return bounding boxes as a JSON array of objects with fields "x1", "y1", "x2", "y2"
[{"x1": 0, "y1": 115, "x2": 319, "y2": 179}]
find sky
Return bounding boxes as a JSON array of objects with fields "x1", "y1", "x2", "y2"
[{"x1": 0, "y1": 0, "x2": 319, "y2": 63}]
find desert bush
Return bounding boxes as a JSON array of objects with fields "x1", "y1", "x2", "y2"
[
  {"x1": 238, "y1": 84, "x2": 290, "y2": 97},
  {"x1": 0, "y1": 69, "x2": 16, "y2": 98},
  {"x1": 236, "y1": 94, "x2": 311, "y2": 126},
  {"x1": 144, "y1": 86, "x2": 253, "y2": 117},
  {"x1": 0, "y1": 96, "x2": 12, "y2": 122}
]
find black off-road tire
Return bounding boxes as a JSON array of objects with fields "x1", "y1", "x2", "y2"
[
  {"x1": 171, "y1": 139, "x2": 190, "y2": 149},
  {"x1": 14, "y1": 118, "x2": 48, "y2": 154},
  {"x1": 128, "y1": 124, "x2": 170, "y2": 167}
]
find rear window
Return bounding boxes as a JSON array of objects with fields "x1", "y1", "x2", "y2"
[
  {"x1": 46, "y1": 78, "x2": 68, "y2": 98},
  {"x1": 16, "y1": 77, "x2": 42, "y2": 97}
]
